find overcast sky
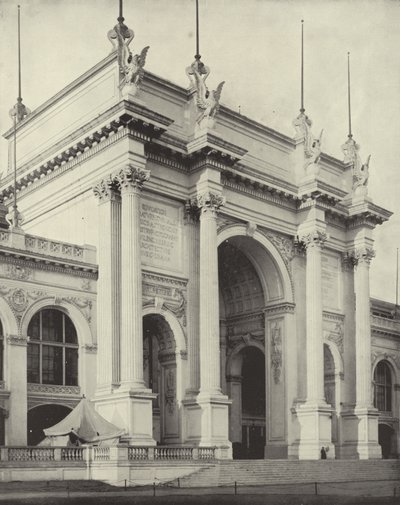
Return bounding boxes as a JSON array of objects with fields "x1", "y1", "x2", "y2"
[{"x1": 0, "y1": 0, "x2": 399, "y2": 302}]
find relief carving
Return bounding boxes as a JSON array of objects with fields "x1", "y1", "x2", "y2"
[
  {"x1": 164, "y1": 368, "x2": 176, "y2": 415},
  {"x1": 270, "y1": 322, "x2": 283, "y2": 384}
]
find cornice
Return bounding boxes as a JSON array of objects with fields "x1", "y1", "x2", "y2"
[
  {"x1": 1, "y1": 103, "x2": 173, "y2": 202},
  {"x1": 298, "y1": 179, "x2": 348, "y2": 206},
  {"x1": 142, "y1": 270, "x2": 188, "y2": 288},
  {"x1": 222, "y1": 171, "x2": 298, "y2": 211},
  {"x1": 264, "y1": 302, "x2": 296, "y2": 315}
]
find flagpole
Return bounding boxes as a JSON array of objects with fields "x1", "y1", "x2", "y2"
[{"x1": 396, "y1": 248, "x2": 399, "y2": 307}]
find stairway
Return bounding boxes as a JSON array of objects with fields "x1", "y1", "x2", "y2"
[{"x1": 177, "y1": 459, "x2": 400, "y2": 488}]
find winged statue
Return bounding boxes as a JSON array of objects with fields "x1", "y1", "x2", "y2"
[
  {"x1": 120, "y1": 46, "x2": 150, "y2": 89},
  {"x1": 191, "y1": 62, "x2": 224, "y2": 124},
  {"x1": 353, "y1": 154, "x2": 370, "y2": 189}
]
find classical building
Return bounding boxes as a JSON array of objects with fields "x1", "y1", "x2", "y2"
[{"x1": 0, "y1": 9, "x2": 399, "y2": 462}]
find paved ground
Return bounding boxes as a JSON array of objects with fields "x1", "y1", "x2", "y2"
[{"x1": 0, "y1": 480, "x2": 399, "y2": 505}]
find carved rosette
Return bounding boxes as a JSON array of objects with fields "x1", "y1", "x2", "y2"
[
  {"x1": 194, "y1": 191, "x2": 225, "y2": 215},
  {"x1": 348, "y1": 247, "x2": 375, "y2": 266},
  {"x1": 299, "y1": 230, "x2": 328, "y2": 249},
  {"x1": 92, "y1": 175, "x2": 119, "y2": 203},
  {"x1": 116, "y1": 165, "x2": 150, "y2": 192}
]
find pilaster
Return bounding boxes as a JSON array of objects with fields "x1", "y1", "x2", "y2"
[
  {"x1": 183, "y1": 202, "x2": 201, "y2": 397},
  {"x1": 6, "y1": 334, "x2": 27, "y2": 445}
]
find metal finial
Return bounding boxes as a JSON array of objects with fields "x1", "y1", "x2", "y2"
[
  {"x1": 195, "y1": 0, "x2": 200, "y2": 60},
  {"x1": 300, "y1": 20, "x2": 305, "y2": 113},
  {"x1": 347, "y1": 51, "x2": 352, "y2": 138},
  {"x1": 118, "y1": 0, "x2": 124, "y2": 23}
]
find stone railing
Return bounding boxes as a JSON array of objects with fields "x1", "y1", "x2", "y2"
[
  {"x1": 0, "y1": 228, "x2": 96, "y2": 265},
  {"x1": 128, "y1": 446, "x2": 216, "y2": 461},
  {"x1": 0, "y1": 445, "x2": 218, "y2": 464},
  {"x1": 93, "y1": 446, "x2": 110, "y2": 461},
  {"x1": 372, "y1": 315, "x2": 400, "y2": 334},
  {"x1": 0, "y1": 446, "x2": 87, "y2": 462},
  {"x1": 25, "y1": 234, "x2": 96, "y2": 264}
]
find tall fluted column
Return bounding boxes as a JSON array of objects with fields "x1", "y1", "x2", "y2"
[
  {"x1": 294, "y1": 229, "x2": 334, "y2": 460},
  {"x1": 302, "y1": 230, "x2": 327, "y2": 403},
  {"x1": 353, "y1": 248, "x2": 374, "y2": 408},
  {"x1": 117, "y1": 165, "x2": 150, "y2": 390},
  {"x1": 93, "y1": 177, "x2": 121, "y2": 392},
  {"x1": 350, "y1": 246, "x2": 381, "y2": 458},
  {"x1": 197, "y1": 191, "x2": 225, "y2": 396},
  {"x1": 182, "y1": 190, "x2": 231, "y2": 456},
  {"x1": 184, "y1": 202, "x2": 200, "y2": 395}
]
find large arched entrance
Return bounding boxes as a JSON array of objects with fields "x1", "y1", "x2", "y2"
[
  {"x1": 219, "y1": 236, "x2": 276, "y2": 459},
  {"x1": 143, "y1": 314, "x2": 179, "y2": 444},
  {"x1": 27, "y1": 404, "x2": 72, "y2": 445}
]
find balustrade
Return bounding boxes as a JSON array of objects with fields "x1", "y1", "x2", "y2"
[{"x1": 0, "y1": 445, "x2": 216, "y2": 463}]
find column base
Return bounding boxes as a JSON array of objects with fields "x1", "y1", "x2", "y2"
[
  {"x1": 182, "y1": 392, "x2": 232, "y2": 457},
  {"x1": 341, "y1": 406, "x2": 382, "y2": 459},
  {"x1": 94, "y1": 389, "x2": 157, "y2": 446},
  {"x1": 290, "y1": 401, "x2": 335, "y2": 460}
]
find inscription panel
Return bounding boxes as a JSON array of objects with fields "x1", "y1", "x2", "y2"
[
  {"x1": 140, "y1": 197, "x2": 183, "y2": 273},
  {"x1": 322, "y1": 253, "x2": 341, "y2": 310}
]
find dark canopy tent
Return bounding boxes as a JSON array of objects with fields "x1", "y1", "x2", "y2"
[{"x1": 43, "y1": 397, "x2": 125, "y2": 445}]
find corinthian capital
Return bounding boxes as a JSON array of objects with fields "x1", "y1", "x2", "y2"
[
  {"x1": 93, "y1": 175, "x2": 119, "y2": 202},
  {"x1": 116, "y1": 165, "x2": 150, "y2": 192},
  {"x1": 194, "y1": 191, "x2": 225, "y2": 213},
  {"x1": 349, "y1": 247, "x2": 375, "y2": 266},
  {"x1": 299, "y1": 230, "x2": 328, "y2": 249}
]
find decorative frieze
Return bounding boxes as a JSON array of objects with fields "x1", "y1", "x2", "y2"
[{"x1": 27, "y1": 383, "x2": 81, "y2": 395}]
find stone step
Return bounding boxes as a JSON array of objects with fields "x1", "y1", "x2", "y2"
[{"x1": 177, "y1": 460, "x2": 400, "y2": 488}]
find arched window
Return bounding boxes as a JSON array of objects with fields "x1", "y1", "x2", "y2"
[
  {"x1": 27, "y1": 309, "x2": 78, "y2": 386},
  {"x1": 374, "y1": 361, "x2": 392, "y2": 412},
  {"x1": 0, "y1": 319, "x2": 3, "y2": 381}
]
